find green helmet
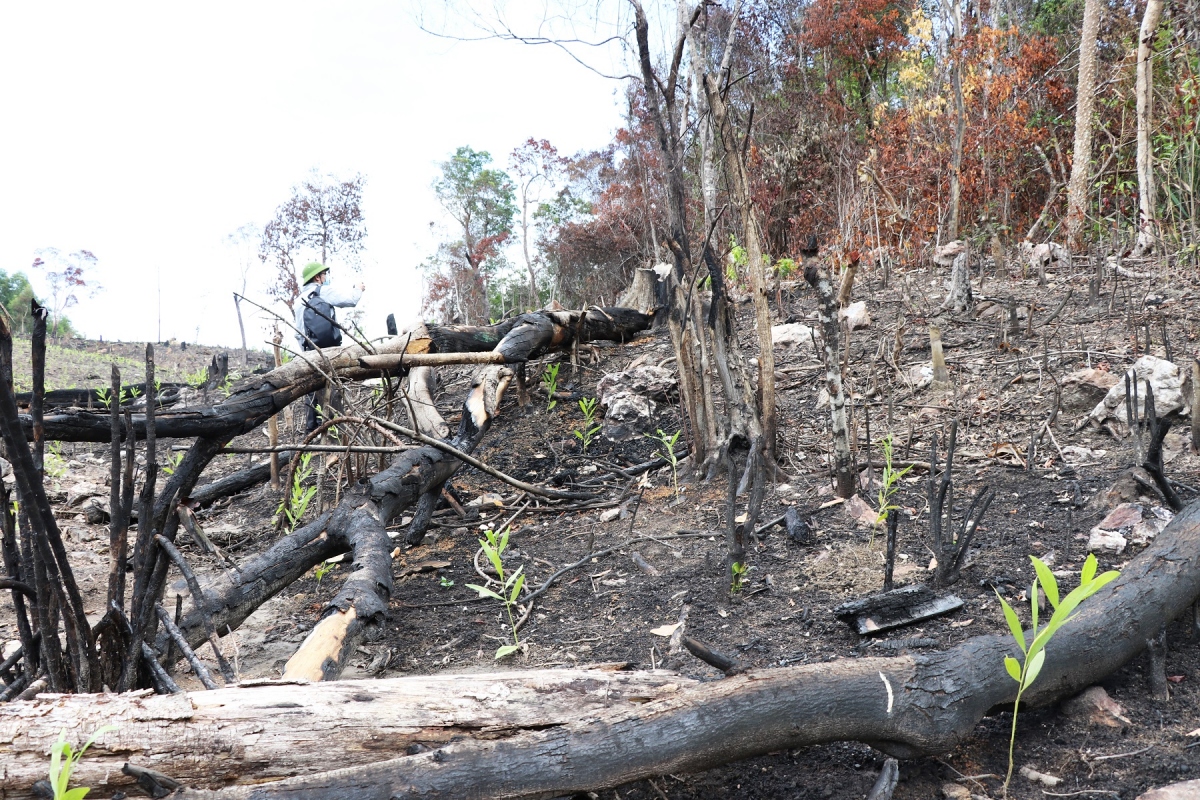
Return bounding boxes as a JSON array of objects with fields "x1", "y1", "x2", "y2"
[{"x1": 302, "y1": 262, "x2": 328, "y2": 285}]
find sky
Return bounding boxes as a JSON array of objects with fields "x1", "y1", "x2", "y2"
[{"x1": 0, "y1": 2, "x2": 643, "y2": 351}]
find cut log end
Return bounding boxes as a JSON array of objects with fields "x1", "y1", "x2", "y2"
[{"x1": 283, "y1": 607, "x2": 357, "y2": 681}]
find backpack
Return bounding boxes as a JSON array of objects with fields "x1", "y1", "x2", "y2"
[{"x1": 302, "y1": 287, "x2": 342, "y2": 349}]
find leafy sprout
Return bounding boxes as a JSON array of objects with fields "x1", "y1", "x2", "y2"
[
  {"x1": 465, "y1": 527, "x2": 526, "y2": 659},
  {"x1": 996, "y1": 554, "x2": 1119, "y2": 794}
]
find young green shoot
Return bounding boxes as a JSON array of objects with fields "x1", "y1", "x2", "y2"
[
  {"x1": 276, "y1": 453, "x2": 317, "y2": 533},
  {"x1": 874, "y1": 434, "x2": 913, "y2": 527},
  {"x1": 48, "y1": 725, "x2": 116, "y2": 800},
  {"x1": 996, "y1": 554, "x2": 1119, "y2": 794},
  {"x1": 647, "y1": 429, "x2": 683, "y2": 495},
  {"x1": 313, "y1": 560, "x2": 335, "y2": 586},
  {"x1": 162, "y1": 451, "x2": 184, "y2": 477},
  {"x1": 541, "y1": 363, "x2": 560, "y2": 411},
  {"x1": 95, "y1": 386, "x2": 114, "y2": 410},
  {"x1": 465, "y1": 527, "x2": 526, "y2": 659},
  {"x1": 730, "y1": 561, "x2": 750, "y2": 593},
  {"x1": 44, "y1": 442, "x2": 68, "y2": 481},
  {"x1": 439, "y1": 575, "x2": 455, "y2": 588},
  {"x1": 573, "y1": 397, "x2": 602, "y2": 452}
]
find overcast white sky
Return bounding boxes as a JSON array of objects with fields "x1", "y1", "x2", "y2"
[{"x1": 0, "y1": 2, "x2": 644, "y2": 350}]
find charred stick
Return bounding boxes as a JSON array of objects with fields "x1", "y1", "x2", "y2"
[
  {"x1": 0, "y1": 483, "x2": 36, "y2": 680},
  {"x1": 883, "y1": 510, "x2": 898, "y2": 592},
  {"x1": 1145, "y1": 626, "x2": 1169, "y2": 702},
  {"x1": 153, "y1": 534, "x2": 236, "y2": 684},
  {"x1": 927, "y1": 432, "x2": 939, "y2": 553},
  {"x1": 0, "y1": 577, "x2": 35, "y2": 597},
  {"x1": 165, "y1": 594, "x2": 183, "y2": 674},
  {"x1": 156, "y1": 604, "x2": 219, "y2": 690},
  {"x1": 681, "y1": 635, "x2": 744, "y2": 676},
  {"x1": 0, "y1": 317, "x2": 95, "y2": 690},
  {"x1": 946, "y1": 487, "x2": 995, "y2": 581},
  {"x1": 141, "y1": 641, "x2": 181, "y2": 694},
  {"x1": 0, "y1": 672, "x2": 31, "y2": 702},
  {"x1": 106, "y1": 366, "x2": 127, "y2": 610},
  {"x1": 122, "y1": 763, "x2": 183, "y2": 798},
  {"x1": 123, "y1": 435, "x2": 228, "y2": 690},
  {"x1": 30, "y1": 302, "x2": 47, "y2": 478},
  {"x1": 0, "y1": 641, "x2": 27, "y2": 677},
  {"x1": 405, "y1": 485, "x2": 441, "y2": 546},
  {"x1": 1141, "y1": 385, "x2": 1183, "y2": 512}
]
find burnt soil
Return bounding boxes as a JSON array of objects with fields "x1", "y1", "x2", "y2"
[{"x1": 4, "y1": 259, "x2": 1200, "y2": 799}]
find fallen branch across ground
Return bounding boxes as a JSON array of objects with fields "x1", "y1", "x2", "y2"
[{"x1": 3, "y1": 500, "x2": 1197, "y2": 798}]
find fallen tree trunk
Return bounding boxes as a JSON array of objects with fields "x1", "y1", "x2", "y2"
[
  {"x1": 0, "y1": 668, "x2": 692, "y2": 798},
  {"x1": 24, "y1": 309, "x2": 650, "y2": 444},
  {"x1": 4, "y1": 499, "x2": 1198, "y2": 799},
  {"x1": 188, "y1": 452, "x2": 294, "y2": 508}
]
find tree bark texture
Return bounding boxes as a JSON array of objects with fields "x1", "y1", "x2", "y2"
[
  {"x1": 699, "y1": 68, "x2": 774, "y2": 461},
  {"x1": 3, "y1": 499, "x2": 1198, "y2": 799},
  {"x1": 805, "y1": 265, "x2": 856, "y2": 498},
  {"x1": 1133, "y1": 0, "x2": 1165, "y2": 255},
  {"x1": 630, "y1": 0, "x2": 723, "y2": 472},
  {"x1": 941, "y1": 251, "x2": 973, "y2": 312},
  {"x1": 1066, "y1": 0, "x2": 1102, "y2": 250}
]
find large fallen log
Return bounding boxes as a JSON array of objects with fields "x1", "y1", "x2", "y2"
[
  {"x1": 2, "y1": 500, "x2": 1197, "y2": 799},
  {"x1": 24, "y1": 309, "x2": 651, "y2": 443},
  {"x1": 0, "y1": 669, "x2": 691, "y2": 798}
]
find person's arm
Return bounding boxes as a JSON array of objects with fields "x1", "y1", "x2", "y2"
[
  {"x1": 294, "y1": 297, "x2": 307, "y2": 347},
  {"x1": 321, "y1": 281, "x2": 364, "y2": 308}
]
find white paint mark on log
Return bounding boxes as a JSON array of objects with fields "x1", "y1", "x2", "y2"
[{"x1": 879, "y1": 671, "x2": 894, "y2": 714}]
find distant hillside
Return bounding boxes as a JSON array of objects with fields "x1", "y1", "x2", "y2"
[{"x1": 8, "y1": 337, "x2": 275, "y2": 393}]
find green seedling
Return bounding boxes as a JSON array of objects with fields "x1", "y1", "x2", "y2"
[
  {"x1": 772, "y1": 256, "x2": 797, "y2": 278},
  {"x1": 185, "y1": 366, "x2": 209, "y2": 388},
  {"x1": 276, "y1": 453, "x2": 317, "y2": 533},
  {"x1": 996, "y1": 554, "x2": 1119, "y2": 795},
  {"x1": 646, "y1": 428, "x2": 683, "y2": 495},
  {"x1": 573, "y1": 397, "x2": 602, "y2": 452},
  {"x1": 439, "y1": 576, "x2": 455, "y2": 588},
  {"x1": 541, "y1": 363, "x2": 560, "y2": 411},
  {"x1": 730, "y1": 560, "x2": 750, "y2": 593},
  {"x1": 162, "y1": 451, "x2": 184, "y2": 477},
  {"x1": 465, "y1": 527, "x2": 526, "y2": 660},
  {"x1": 874, "y1": 434, "x2": 913, "y2": 527},
  {"x1": 44, "y1": 442, "x2": 68, "y2": 481},
  {"x1": 313, "y1": 560, "x2": 335, "y2": 586},
  {"x1": 48, "y1": 725, "x2": 116, "y2": 800},
  {"x1": 219, "y1": 371, "x2": 240, "y2": 398},
  {"x1": 95, "y1": 386, "x2": 114, "y2": 410}
]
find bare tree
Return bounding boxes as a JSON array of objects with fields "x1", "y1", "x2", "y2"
[
  {"x1": 1132, "y1": 0, "x2": 1165, "y2": 256},
  {"x1": 227, "y1": 224, "x2": 258, "y2": 368},
  {"x1": 1066, "y1": 0, "x2": 1103, "y2": 250},
  {"x1": 30, "y1": 248, "x2": 101, "y2": 338},
  {"x1": 259, "y1": 171, "x2": 368, "y2": 311},
  {"x1": 510, "y1": 138, "x2": 566, "y2": 309}
]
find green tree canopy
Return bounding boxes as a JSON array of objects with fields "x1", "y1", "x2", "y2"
[{"x1": 425, "y1": 146, "x2": 517, "y2": 323}]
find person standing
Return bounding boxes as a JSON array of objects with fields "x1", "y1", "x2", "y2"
[{"x1": 295, "y1": 262, "x2": 365, "y2": 433}]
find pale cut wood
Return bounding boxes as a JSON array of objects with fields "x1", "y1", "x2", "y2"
[
  {"x1": 358, "y1": 351, "x2": 507, "y2": 369},
  {"x1": 402, "y1": 365, "x2": 450, "y2": 439},
  {"x1": 0, "y1": 669, "x2": 695, "y2": 798}
]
